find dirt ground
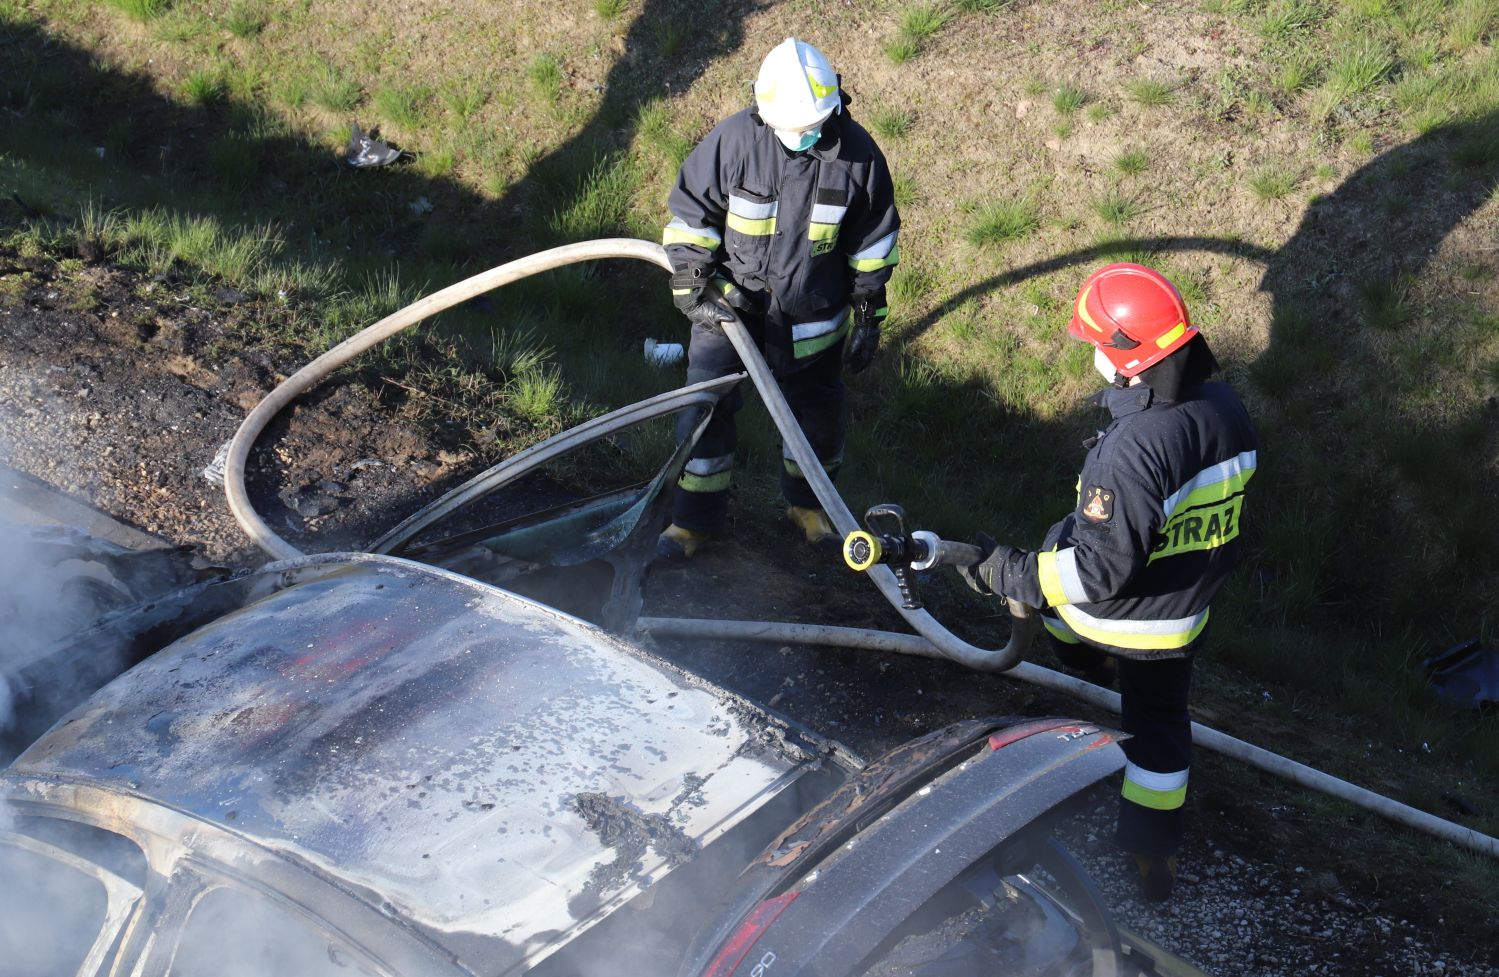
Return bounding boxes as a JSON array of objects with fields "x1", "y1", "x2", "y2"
[{"x1": 2, "y1": 247, "x2": 1496, "y2": 976}]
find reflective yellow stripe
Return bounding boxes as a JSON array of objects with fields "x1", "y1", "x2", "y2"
[
  {"x1": 726, "y1": 213, "x2": 776, "y2": 236},
  {"x1": 1122, "y1": 779, "x2": 1188, "y2": 811},
  {"x1": 1054, "y1": 604, "x2": 1209, "y2": 651},
  {"x1": 1042, "y1": 616, "x2": 1081, "y2": 644},
  {"x1": 663, "y1": 226, "x2": 723, "y2": 249},
  {"x1": 783, "y1": 456, "x2": 841, "y2": 478},
  {"x1": 1155, "y1": 322, "x2": 1187, "y2": 348},
  {"x1": 792, "y1": 311, "x2": 851, "y2": 358},
  {"x1": 679, "y1": 471, "x2": 731, "y2": 493},
  {"x1": 848, "y1": 243, "x2": 900, "y2": 272},
  {"x1": 808, "y1": 222, "x2": 839, "y2": 242},
  {"x1": 1037, "y1": 550, "x2": 1068, "y2": 608}
]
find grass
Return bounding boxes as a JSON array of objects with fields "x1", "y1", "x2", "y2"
[
  {"x1": 374, "y1": 85, "x2": 430, "y2": 131},
  {"x1": 1092, "y1": 189, "x2": 1143, "y2": 225},
  {"x1": 1360, "y1": 275, "x2": 1414, "y2": 330},
  {"x1": 1248, "y1": 164, "x2": 1299, "y2": 201},
  {"x1": 965, "y1": 197, "x2": 1040, "y2": 247},
  {"x1": 1325, "y1": 36, "x2": 1395, "y2": 99},
  {"x1": 883, "y1": 37, "x2": 921, "y2": 64},
  {"x1": 595, "y1": 0, "x2": 630, "y2": 18},
  {"x1": 1126, "y1": 76, "x2": 1177, "y2": 107},
  {"x1": 867, "y1": 101, "x2": 915, "y2": 139},
  {"x1": 886, "y1": 2, "x2": 951, "y2": 62},
  {"x1": 1113, "y1": 148, "x2": 1149, "y2": 175},
  {"x1": 440, "y1": 80, "x2": 486, "y2": 122},
  {"x1": 223, "y1": 0, "x2": 264, "y2": 38},
  {"x1": 309, "y1": 65, "x2": 361, "y2": 113},
  {"x1": 547, "y1": 155, "x2": 639, "y2": 240},
  {"x1": 528, "y1": 53, "x2": 564, "y2": 104},
  {"x1": 102, "y1": 0, "x2": 169, "y2": 22},
  {"x1": 182, "y1": 70, "x2": 226, "y2": 106},
  {"x1": 1052, "y1": 83, "x2": 1088, "y2": 115}
]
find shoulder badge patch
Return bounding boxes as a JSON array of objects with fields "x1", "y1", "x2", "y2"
[{"x1": 1081, "y1": 485, "x2": 1114, "y2": 523}]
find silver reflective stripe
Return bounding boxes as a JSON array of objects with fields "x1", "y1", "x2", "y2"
[
  {"x1": 1124, "y1": 761, "x2": 1189, "y2": 792},
  {"x1": 685, "y1": 454, "x2": 735, "y2": 476},
  {"x1": 665, "y1": 217, "x2": 722, "y2": 244},
  {"x1": 791, "y1": 309, "x2": 849, "y2": 342},
  {"x1": 810, "y1": 203, "x2": 847, "y2": 225},
  {"x1": 1056, "y1": 603, "x2": 1208, "y2": 636},
  {"x1": 1054, "y1": 547, "x2": 1090, "y2": 605},
  {"x1": 728, "y1": 195, "x2": 777, "y2": 220},
  {"x1": 850, "y1": 229, "x2": 898, "y2": 261},
  {"x1": 1162, "y1": 450, "x2": 1258, "y2": 517}
]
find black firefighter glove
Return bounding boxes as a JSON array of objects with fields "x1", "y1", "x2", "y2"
[
  {"x1": 956, "y1": 532, "x2": 1025, "y2": 598},
  {"x1": 671, "y1": 268, "x2": 734, "y2": 332},
  {"x1": 845, "y1": 290, "x2": 886, "y2": 374}
]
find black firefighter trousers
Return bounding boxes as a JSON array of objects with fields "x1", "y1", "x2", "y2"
[
  {"x1": 1052, "y1": 635, "x2": 1198, "y2": 858},
  {"x1": 671, "y1": 316, "x2": 848, "y2": 534}
]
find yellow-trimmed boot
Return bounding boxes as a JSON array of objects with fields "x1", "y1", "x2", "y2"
[
  {"x1": 656, "y1": 523, "x2": 715, "y2": 560},
  {"x1": 786, "y1": 506, "x2": 838, "y2": 550}
]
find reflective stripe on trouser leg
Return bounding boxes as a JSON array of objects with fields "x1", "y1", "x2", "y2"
[
  {"x1": 1115, "y1": 652, "x2": 1195, "y2": 856},
  {"x1": 672, "y1": 322, "x2": 746, "y2": 534},
  {"x1": 776, "y1": 344, "x2": 848, "y2": 509}
]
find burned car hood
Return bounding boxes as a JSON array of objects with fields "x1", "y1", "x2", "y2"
[{"x1": 9, "y1": 555, "x2": 822, "y2": 971}]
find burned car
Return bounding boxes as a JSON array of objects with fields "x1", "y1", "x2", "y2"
[{"x1": 0, "y1": 550, "x2": 1197, "y2": 977}]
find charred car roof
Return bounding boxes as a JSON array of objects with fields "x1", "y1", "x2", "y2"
[{"x1": 5, "y1": 554, "x2": 834, "y2": 973}]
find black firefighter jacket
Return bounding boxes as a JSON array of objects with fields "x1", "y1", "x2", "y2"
[
  {"x1": 1003, "y1": 381, "x2": 1259, "y2": 658},
  {"x1": 663, "y1": 106, "x2": 900, "y2": 364}
]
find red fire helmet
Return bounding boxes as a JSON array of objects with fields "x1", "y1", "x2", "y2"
[{"x1": 1067, "y1": 263, "x2": 1197, "y2": 377}]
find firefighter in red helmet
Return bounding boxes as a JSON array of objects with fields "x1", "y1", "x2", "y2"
[{"x1": 957, "y1": 263, "x2": 1259, "y2": 901}]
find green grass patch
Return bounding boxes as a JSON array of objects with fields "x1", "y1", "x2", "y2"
[
  {"x1": 529, "y1": 53, "x2": 564, "y2": 104},
  {"x1": 1052, "y1": 83, "x2": 1088, "y2": 115},
  {"x1": 655, "y1": 20, "x2": 688, "y2": 59},
  {"x1": 1248, "y1": 164, "x2": 1298, "y2": 200},
  {"x1": 309, "y1": 64, "x2": 362, "y2": 112},
  {"x1": 595, "y1": 0, "x2": 630, "y2": 18},
  {"x1": 965, "y1": 197, "x2": 1040, "y2": 247},
  {"x1": 1359, "y1": 275, "x2": 1413, "y2": 330},
  {"x1": 886, "y1": 2, "x2": 950, "y2": 62},
  {"x1": 891, "y1": 172, "x2": 919, "y2": 209},
  {"x1": 1274, "y1": 50, "x2": 1321, "y2": 94},
  {"x1": 867, "y1": 101, "x2": 915, "y2": 139},
  {"x1": 1256, "y1": 0, "x2": 1323, "y2": 38},
  {"x1": 1113, "y1": 148, "x2": 1149, "y2": 175},
  {"x1": 1126, "y1": 76, "x2": 1176, "y2": 107},
  {"x1": 374, "y1": 84, "x2": 431, "y2": 131},
  {"x1": 955, "y1": 0, "x2": 1009, "y2": 10},
  {"x1": 181, "y1": 69, "x2": 226, "y2": 105},
  {"x1": 1092, "y1": 189, "x2": 1142, "y2": 225},
  {"x1": 223, "y1": 0, "x2": 264, "y2": 38},
  {"x1": 900, "y1": 2, "x2": 951, "y2": 41},
  {"x1": 103, "y1": 0, "x2": 170, "y2": 22},
  {"x1": 547, "y1": 155, "x2": 639, "y2": 240},
  {"x1": 440, "y1": 79, "x2": 487, "y2": 122},
  {"x1": 1325, "y1": 35, "x2": 1394, "y2": 99},
  {"x1": 884, "y1": 36, "x2": 921, "y2": 65}
]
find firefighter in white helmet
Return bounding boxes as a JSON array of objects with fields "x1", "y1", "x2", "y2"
[{"x1": 658, "y1": 38, "x2": 900, "y2": 559}]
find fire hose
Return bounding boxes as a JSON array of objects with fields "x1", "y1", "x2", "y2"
[{"x1": 224, "y1": 238, "x2": 1499, "y2": 862}]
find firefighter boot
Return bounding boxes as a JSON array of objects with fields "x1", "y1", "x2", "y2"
[
  {"x1": 656, "y1": 523, "x2": 716, "y2": 561},
  {"x1": 786, "y1": 506, "x2": 838, "y2": 551},
  {"x1": 1131, "y1": 853, "x2": 1178, "y2": 903}
]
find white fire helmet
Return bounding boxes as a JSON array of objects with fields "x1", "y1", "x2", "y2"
[{"x1": 754, "y1": 38, "x2": 841, "y2": 132}]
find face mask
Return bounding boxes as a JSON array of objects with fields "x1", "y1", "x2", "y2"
[
  {"x1": 775, "y1": 126, "x2": 820, "y2": 152},
  {"x1": 1094, "y1": 346, "x2": 1119, "y2": 385}
]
